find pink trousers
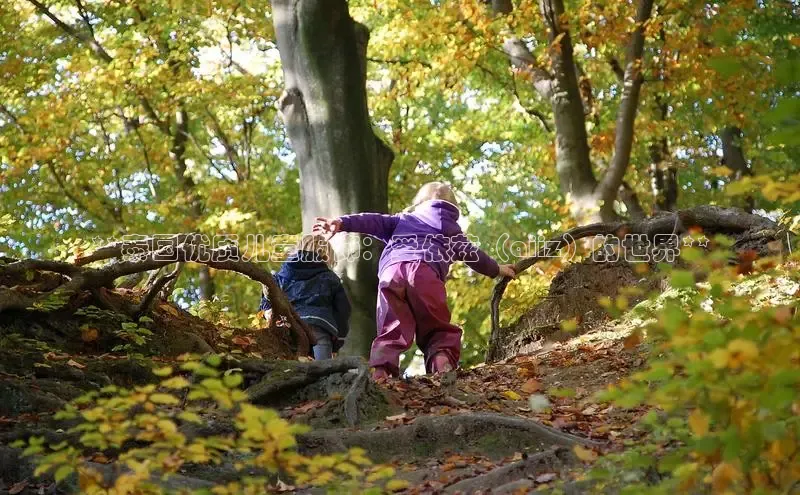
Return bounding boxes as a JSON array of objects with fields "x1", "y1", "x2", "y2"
[{"x1": 369, "y1": 261, "x2": 462, "y2": 376}]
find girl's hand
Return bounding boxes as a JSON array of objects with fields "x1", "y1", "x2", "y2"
[
  {"x1": 498, "y1": 264, "x2": 516, "y2": 279},
  {"x1": 313, "y1": 217, "x2": 342, "y2": 237}
]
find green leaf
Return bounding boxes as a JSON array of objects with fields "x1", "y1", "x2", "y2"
[
  {"x1": 54, "y1": 465, "x2": 73, "y2": 483},
  {"x1": 670, "y1": 271, "x2": 695, "y2": 289}
]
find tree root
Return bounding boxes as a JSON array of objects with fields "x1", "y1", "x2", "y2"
[
  {"x1": 299, "y1": 412, "x2": 599, "y2": 463},
  {"x1": 245, "y1": 356, "x2": 365, "y2": 405},
  {"x1": 489, "y1": 206, "x2": 790, "y2": 358},
  {"x1": 0, "y1": 234, "x2": 315, "y2": 355},
  {"x1": 343, "y1": 364, "x2": 370, "y2": 426},
  {"x1": 443, "y1": 446, "x2": 575, "y2": 494}
]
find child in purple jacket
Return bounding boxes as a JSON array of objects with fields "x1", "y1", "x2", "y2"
[{"x1": 314, "y1": 182, "x2": 515, "y2": 379}]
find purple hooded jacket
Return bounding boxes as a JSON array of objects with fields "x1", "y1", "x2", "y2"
[{"x1": 339, "y1": 200, "x2": 499, "y2": 281}]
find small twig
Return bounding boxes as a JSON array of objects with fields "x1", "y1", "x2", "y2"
[{"x1": 133, "y1": 264, "x2": 181, "y2": 321}]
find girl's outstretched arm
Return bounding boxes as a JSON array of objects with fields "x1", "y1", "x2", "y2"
[
  {"x1": 450, "y1": 233, "x2": 515, "y2": 279},
  {"x1": 316, "y1": 213, "x2": 399, "y2": 243}
]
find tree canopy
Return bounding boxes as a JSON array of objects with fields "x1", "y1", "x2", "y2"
[{"x1": 1, "y1": 0, "x2": 798, "y2": 358}]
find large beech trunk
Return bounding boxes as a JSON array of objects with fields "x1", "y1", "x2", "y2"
[{"x1": 272, "y1": 0, "x2": 394, "y2": 357}]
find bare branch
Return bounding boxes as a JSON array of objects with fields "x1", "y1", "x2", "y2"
[
  {"x1": 204, "y1": 107, "x2": 242, "y2": 180},
  {"x1": 608, "y1": 57, "x2": 625, "y2": 81},
  {"x1": 26, "y1": 0, "x2": 112, "y2": 62},
  {"x1": 366, "y1": 57, "x2": 432, "y2": 68}
]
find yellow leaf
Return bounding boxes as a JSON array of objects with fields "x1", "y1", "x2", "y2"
[
  {"x1": 726, "y1": 339, "x2": 758, "y2": 368},
  {"x1": 161, "y1": 376, "x2": 190, "y2": 389},
  {"x1": 385, "y1": 479, "x2": 410, "y2": 492},
  {"x1": 152, "y1": 366, "x2": 173, "y2": 377},
  {"x1": 80, "y1": 326, "x2": 99, "y2": 343},
  {"x1": 573, "y1": 445, "x2": 598, "y2": 462},
  {"x1": 708, "y1": 349, "x2": 730, "y2": 369},
  {"x1": 688, "y1": 409, "x2": 710, "y2": 437},
  {"x1": 149, "y1": 393, "x2": 180, "y2": 405},
  {"x1": 502, "y1": 390, "x2": 522, "y2": 401},
  {"x1": 711, "y1": 462, "x2": 741, "y2": 493}
]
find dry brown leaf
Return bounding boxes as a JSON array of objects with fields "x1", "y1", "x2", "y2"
[
  {"x1": 160, "y1": 303, "x2": 180, "y2": 316},
  {"x1": 8, "y1": 480, "x2": 29, "y2": 494},
  {"x1": 623, "y1": 330, "x2": 642, "y2": 349},
  {"x1": 573, "y1": 445, "x2": 598, "y2": 462},
  {"x1": 521, "y1": 379, "x2": 542, "y2": 394},
  {"x1": 67, "y1": 359, "x2": 86, "y2": 369},
  {"x1": 81, "y1": 326, "x2": 99, "y2": 343}
]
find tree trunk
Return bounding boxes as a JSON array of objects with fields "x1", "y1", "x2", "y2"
[
  {"x1": 539, "y1": 0, "x2": 599, "y2": 223},
  {"x1": 496, "y1": 0, "x2": 652, "y2": 225},
  {"x1": 649, "y1": 139, "x2": 678, "y2": 212},
  {"x1": 719, "y1": 126, "x2": 754, "y2": 212},
  {"x1": 272, "y1": 0, "x2": 394, "y2": 357}
]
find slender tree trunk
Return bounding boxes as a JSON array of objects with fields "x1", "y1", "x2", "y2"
[
  {"x1": 541, "y1": 0, "x2": 599, "y2": 222},
  {"x1": 719, "y1": 126, "x2": 754, "y2": 212},
  {"x1": 494, "y1": 0, "x2": 653, "y2": 224},
  {"x1": 272, "y1": 0, "x2": 394, "y2": 358},
  {"x1": 649, "y1": 138, "x2": 678, "y2": 212}
]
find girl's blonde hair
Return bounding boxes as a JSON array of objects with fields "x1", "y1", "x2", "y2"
[
  {"x1": 406, "y1": 181, "x2": 458, "y2": 212},
  {"x1": 295, "y1": 234, "x2": 334, "y2": 265}
]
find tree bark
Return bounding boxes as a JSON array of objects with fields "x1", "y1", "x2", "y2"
[
  {"x1": 495, "y1": 0, "x2": 653, "y2": 224},
  {"x1": 650, "y1": 139, "x2": 678, "y2": 212},
  {"x1": 595, "y1": 0, "x2": 655, "y2": 221},
  {"x1": 272, "y1": 0, "x2": 394, "y2": 357},
  {"x1": 538, "y1": 0, "x2": 599, "y2": 222},
  {"x1": 719, "y1": 126, "x2": 754, "y2": 212}
]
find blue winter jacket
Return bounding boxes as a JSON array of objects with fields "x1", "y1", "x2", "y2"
[{"x1": 260, "y1": 251, "x2": 351, "y2": 348}]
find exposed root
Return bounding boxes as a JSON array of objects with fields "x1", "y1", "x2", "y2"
[
  {"x1": 0, "y1": 234, "x2": 314, "y2": 355},
  {"x1": 343, "y1": 364, "x2": 370, "y2": 426},
  {"x1": 245, "y1": 356, "x2": 365, "y2": 405},
  {"x1": 299, "y1": 412, "x2": 599, "y2": 463},
  {"x1": 443, "y1": 446, "x2": 575, "y2": 494}
]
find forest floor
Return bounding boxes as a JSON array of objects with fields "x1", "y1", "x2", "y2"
[{"x1": 297, "y1": 323, "x2": 650, "y2": 494}]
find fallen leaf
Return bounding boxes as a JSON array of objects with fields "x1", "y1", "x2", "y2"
[
  {"x1": 573, "y1": 445, "x2": 598, "y2": 462},
  {"x1": 43, "y1": 352, "x2": 69, "y2": 361},
  {"x1": 581, "y1": 405, "x2": 598, "y2": 415},
  {"x1": 623, "y1": 330, "x2": 642, "y2": 349},
  {"x1": 521, "y1": 379, "x2": 542, "y2": 394},
  {"x1": 160, "y1": 303, "x2": 180, "y2": 317},
  {"x1": 502, "y1": 390, "x2": 522, "y2": 401},
  {"x1": 8, "y1": 480, "x2": 29, "y2": 494},
  {"x1": 535, "y1": 473, "x2": 557, "y2": 483},
  {"x1": 292, "y1": 400, "x2": 326, "y2": 415},
  {"x1": 231, "y1": 335, "x2": 255, "y2": 348},
  {"x1": 386, "y1": 413, "x2": 408, "y2": 422},
  {"x1": 67, "y1": 359, "x2": 86, "y2": 369}
]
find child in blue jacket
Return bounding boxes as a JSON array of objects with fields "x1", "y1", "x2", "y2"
[{"x1": 260, "y1": 235, "x2": 350, "y2": 359}]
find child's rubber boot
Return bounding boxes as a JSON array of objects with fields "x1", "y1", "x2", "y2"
[
  {"x1": 371, "y1": 366, "x2": 390, "y2": 382},
  {"x1": 431, "y1": 352, "x2": 454, "y2": 373}
]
